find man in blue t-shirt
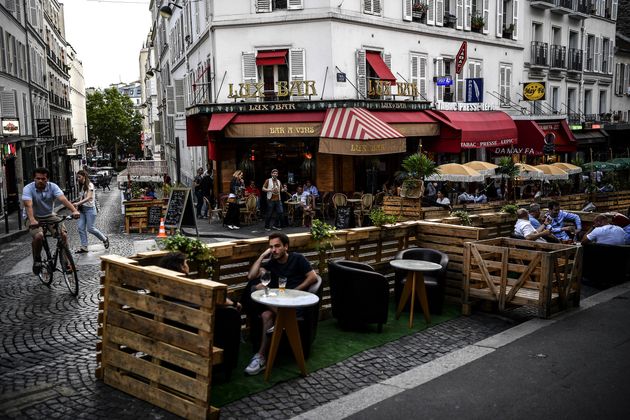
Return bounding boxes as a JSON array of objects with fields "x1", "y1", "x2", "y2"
[
  {"x1": 22, "y1": 167, "x2": 80, "y2": 275},
  {"x1": 243, "y1": 232, "x2": 317, "y2": 375}
]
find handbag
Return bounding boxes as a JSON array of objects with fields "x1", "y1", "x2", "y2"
[{"x1": 77, "y1": 204, "x2": 84, "y2": 212}]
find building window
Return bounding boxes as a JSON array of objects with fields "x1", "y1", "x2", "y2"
[
  {"x1": 241, "y1": 49, "x2": 306, "y2": 101},
  {"x1": 551, "y1": 86, "x2": 559, "y2": 114},
  {"x1": 435, "y1": 57, "x2": 454, "y2": 102},
  {"x1": 256, "y1": 0, "x2": 304, "y2": 13},
  {"x1": 455, "y1": 59, "x2": 482, "y2": 102},
  {"x1": 363, "y1": 0, "x2": 382, "y2": 16},
  {"x1": 584, "y1": 89, "x2": 592, "y2": 117},
  {"x1": 499, "y1": 63, "x2": 511, "y2": 106},
  {"x1": 598, "y1": 90, "x2": 607, "y2": 116},
  {"x1": 410, "y1": 53, "x2": 428, "y2": 99},
  {"x1": 586, "y1": 35, "x2": 595, "y2": 72}
]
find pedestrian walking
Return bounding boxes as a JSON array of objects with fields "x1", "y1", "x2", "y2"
[
  {"x1": 73, "y1": 170, "x2": 109, "y2": 253},
  {"x1": 194, "y1": 167, "x2": 204, "y2": 218}
]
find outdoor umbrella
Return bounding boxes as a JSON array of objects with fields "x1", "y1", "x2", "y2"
[
  {"x1": 534, "y1": 164, "x2": 569, "y2": 180},
  {"x1": 514, "y1": 163, "x2": 545, "y2": 180},
  {"x1": 425, "y1": 163, "x2": 485, "y2": 183},
  {"x1": 463, "y1": 161, "x2": 498, "y2": 175},
  {"x1": 608, "y1": 158, "x2": 630, "y2": 169},
  {"x1": 551, "y1": 162, "x2": 582, "y2": 175},
  {"x1": 583, "y1": 161, "x2": 620, "y2": 172}
]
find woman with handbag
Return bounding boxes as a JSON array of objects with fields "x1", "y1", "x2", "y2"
[{"x1": 73, "y1": 170, "x2": 109, "y2": 253}]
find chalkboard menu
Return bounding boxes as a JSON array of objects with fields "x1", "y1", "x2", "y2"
[
  {"x1": 164, "y1": 188, "x2": 198, "y2": 234},
  {"x1": 147, "y1": 205, "x2": 163, "y2": 227},
  {"x1": 334, "y1": 206, "x2": 354, "y2": 229}
]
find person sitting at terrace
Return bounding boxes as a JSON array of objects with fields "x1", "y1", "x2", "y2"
[
  {"x1": 245, "y1": 180, "x2": 261, "y2": 209},
  {"x1": 143, "y1": 185, "x2": 157, "y2": 200},
  {"x1": 546, "y1": 200, "x2": 582, "y2": 242},
  {"x1": 581, "y1": 214, "x2": 627, "y2": 246},
  {"x1": 514, "y1": 208, "x2": 553, "y2": 242},
  {"x1": 242, "y1": 232, "x2": 317, "y2": 376},
  {"x1": 472, "y1": 188, "x2": 487, "y2": 203},
  {"x1": 528, "y1": 203, "x2": 543, "y2": 229},
  {"x1": 457, "y1": 190, "x2": 474, "y2": 204},
  {"x1": 303, "y1": 179, "x2": 319, "y2": 198},
  {"x1": 435, "y1": 190, "x2": 451, "y2": 211}
]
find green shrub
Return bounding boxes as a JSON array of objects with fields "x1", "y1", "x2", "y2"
[
  {"x1": 450, "y1": 210, "x2": 472, "y2": 226},
  {"x1": 501, "y1": 204, "x2": 519, "y2": 215},
  {"x1": 160, "y1": 233, "x2": 216, "y2": 276},
  {"x1": 369, "y1": 208, "x2": 398, "y2": 227}
]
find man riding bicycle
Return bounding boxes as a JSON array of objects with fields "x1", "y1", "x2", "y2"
[{"x1": 22, "y1": 167, "x2": 80, "y2": 275}]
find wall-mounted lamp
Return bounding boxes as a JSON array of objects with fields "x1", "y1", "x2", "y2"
[
  {"x1": 159, "y1": 2, "x2": 182, "y2": 19},
  {"x1": 146, "y1": 68, "x2": 161, "y2": 78}
]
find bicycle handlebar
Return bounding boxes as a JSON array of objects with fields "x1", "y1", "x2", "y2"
[{"x1": 30, "y1": 215, "x2": 75, "y2": 229}]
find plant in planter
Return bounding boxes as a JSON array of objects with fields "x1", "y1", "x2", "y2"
[
  {"x1": 500, "y1": 203, "x2": 519, "y2": 215},
  {"x1": 395, "y1": 152, "x2": 438, "y2": 198},
  {"x1": 369, "y1": 208, "x2": 398, "y2": 227},
  {"x1": 412, "y1": 1, "x2": 429, "y2": 16},
  {"x1": 471, "y1": 15, "x2": 485, "y2": 32},
  {"x1": 451, "y1": 210, "x2": 472, "y2": 226},
  {"x1": 310, "y1": 219, "x2": 338, "y2": 273},
  {"x1": 496, "y1": 157, "x2": 520, "y2": 201},
  {"x1": 160, "y1": 233, "x2": 216, "y2": 277}
]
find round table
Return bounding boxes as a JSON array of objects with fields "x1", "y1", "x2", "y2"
[
  {"x1": 390, "y1": 259, "x2": 442, "y2": 328},
  {"x1": 251, "y1": 289, "x2": 319, "y2": 380}
]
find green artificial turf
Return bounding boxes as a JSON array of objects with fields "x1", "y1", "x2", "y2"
[{"x1": 211, "y1": 302, "x2": 460, "y2": 407}]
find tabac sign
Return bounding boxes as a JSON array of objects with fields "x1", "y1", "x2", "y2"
[{"x1": 523, "y1": 82, "x2": 546, "y2": 101}]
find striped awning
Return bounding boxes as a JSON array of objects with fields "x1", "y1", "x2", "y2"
[{"x1": 319, "y1": 108, "x2": 406, "y2": 155}]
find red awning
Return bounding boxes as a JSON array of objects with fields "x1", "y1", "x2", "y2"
[
  {"x1": 493, "y1": 119, "x2": 577, "y2": 156},
  {"x1": 232, "y1": 112, "x2": 325, "y2": 124},
  {"x1": 366, "y1": 51, "x2": 396, "y2": 84},
  {"x1": 425, "y1": 110, "x2": 518, "y2": 152},
  {"x1": 186, "y1": 114, "x2": 210, "y2": 147},
  {"x1": 370, "y1": 111, "x2": 438, "y2": 124},
  {"x1": 256, "y1": 50, "x2": 287, "y2": 66},
  {"x1": 208, "y1": 112, "x2": 237, "y2": 132}
]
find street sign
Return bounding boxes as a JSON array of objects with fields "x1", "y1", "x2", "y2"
[
  {"x1": 455, "y1": 41, "x2": 467, "y2": 75},
  {"x1": 465, "y1": 78, "x2": 484, "y2": 102},
  {"x1": 436, "y1": 76, "x2": 453, "y2": 86}
]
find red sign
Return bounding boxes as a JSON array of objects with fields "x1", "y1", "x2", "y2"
[{"x1": 455, "y1": 41, "x2": 467, "y2": 75}]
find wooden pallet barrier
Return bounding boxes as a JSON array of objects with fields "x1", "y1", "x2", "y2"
[
  {"x1": 463, "y1": 238, "x2": 583, "y2": 318},
  {"x1": 99, "y1": 255, "x2": 226, "y2": 419}
]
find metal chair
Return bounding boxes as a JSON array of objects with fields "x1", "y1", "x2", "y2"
[{"x1": 240, "y1": 194, "x2": 257, "y2": 225}]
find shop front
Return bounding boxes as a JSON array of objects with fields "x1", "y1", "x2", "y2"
[{"x1": 186, "y1": 99, "x2": 437, "y2": 195}]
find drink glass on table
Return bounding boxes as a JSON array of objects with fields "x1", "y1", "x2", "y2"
[
  {"x1": 261, "y1": 271, "x2": 271, "y2": 297},
  {"x1": 278, "y1": 276, "x2": 287, "y2": 293}
]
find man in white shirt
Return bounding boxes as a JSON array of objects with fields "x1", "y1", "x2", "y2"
[
  {"x1": 581, "y1": 214, "x2": 626, "y2": 246},
  {"x1": 514, "y1": 208, "x2": 552, "y2": 242},
  {"x1": 435, "y1": 190, "x2": 451, "y2": 210}
]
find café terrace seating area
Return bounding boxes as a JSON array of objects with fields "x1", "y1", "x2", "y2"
[{"x1": 98, "y1": 190, "x2": 630, "y2": 419}]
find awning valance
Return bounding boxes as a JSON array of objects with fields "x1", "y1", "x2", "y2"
[
  {"x1": 319, "y1": 107, "x2": 405, "y2": 155},
  {"x1": 497, "y1": 119, "x2": 577, "y2": 156},
  {"x1": 572, "y1": 129, "x2": 608, "y2": 145},
  {"x1": 208, "y1": 113, "x2": 237, "y2": 131},
  {"x1": 366, "y1": 51, "x2": 396, "y2": 84},
  {"x1": 256, "y1": 50, "x2": 288, "y2": 66},
  {"x1": 370, "y1": 111, "x2": 440, "y2": 136},
  {"x1": 424, "y1": 110, "x2": 518, "y2": 152}
]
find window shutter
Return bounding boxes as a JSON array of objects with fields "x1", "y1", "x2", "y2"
[
  {"x1": 483, "y1": 0, "x2": 489, "y2": 33},
  {"x1": 464, "y1": 0, "x2": 471, "y2": 30},
  {"x1": 5, "y1": 0, "x2": 15, "y2": 13},
  {"x1": 496, "y1": 0, "x2": 503, "y2": 37},
  {"x1": 612, "y1": 0, "x2": 618, "y2": 20},
  {"x1": 625, "y1": 64, "x2": 630, "y2": 95},
  {"x1": 436, "y1": 0, "x2": 444, "y2": 26},
  {"x1": 242, "y1": 52, "x2": 258, "y2": 84},
  {"x1": 256, "y1": 0, "x2": 272, "y2": 13},
  {"x1": 410, "y1": 54, "x2": 419, "y2": 93},
  {"x1": 403, "y1": 0, "x2": 412, "y2": 22},
  {"x1": 154, "y1": 117, "x2": 162, "y2": 145},
  {"x1": 373, "y1": 0, "x2": 382, "y2": 15},
  {"x1": 419, "y1": 56, "x2": 427, "y2": 98},
  {"x1": 174, "y1": 79, "x2": 185, "y2": 113},
  {"x1": 0, "y1": 90, "x2": 17, "y2": 117},
  {"x1": 427, "y1": 0, "x2": 435, "y2": 25},
  {"x1": 288, "y1": 0, "x2": 304, "y2": 10},
  {"x1": 435, "y1": 58, "x2": 444, "y2": 100},
  {"x1": 364, "y1": 0, "x2": 373, "y2": 14},
  {"x1": 615, "y1": 63, "x2": 621, "y2": 95},
  {"x1": 166, "y1": 86, "x2": 176, "y2": 116},
  {"x1": 608, "y1": 40, "x2": 613, "y2": 75},
  {"x1": 456, "y1": 73, "x2": 464, "y2": 102},
  {"x1": 512, "y1": 0, "x2": 519, "y2": 40},
  {"x1": 456, "y1": 0, "x2": 463, "y2": 30},
  {"x1": 506, "y1": 66, "x2": 512, "y2": 103},
  {"x1": 356, "y1": 49, "x2": 367, "y2": 99},
  {"x1": 594, "y1": 36, "x2": 601, "y2": 73},
  {"x1": 289, "y1": 48, "x2": 305, "y2": 82},
  {"x1": 29, "y1": 0, "x2": 38, "y2": 27}
]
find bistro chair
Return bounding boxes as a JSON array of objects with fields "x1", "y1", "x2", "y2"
[
  {"x1": 328, "y1": 260, "x2": 389, "y2": 332},
  {"x1": 302, "y1": 194, "x2": 316, "y2": 227},
  {"x1": 332, "y1": 193, "x2": 347, "y2": 209},
  {"x1": 354, "y1": 193, "x2": 374, "y2": 227},
  {"x1": 372, "y1": 191, "x2": 385, "y2": 211},
  {"x1": 240, "y1": 194, "x2": 257, "y2": 225},
  {"x1": 393, "y1": 248, "x2": 449, "y2": 315}
]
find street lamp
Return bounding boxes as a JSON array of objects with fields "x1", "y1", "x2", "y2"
[
  {"x1": 146, "y1": 68, "x2": 161, "y2": 78},
  {"x1": 159, "y1": 2, "x2": 182, "y2": 19}
]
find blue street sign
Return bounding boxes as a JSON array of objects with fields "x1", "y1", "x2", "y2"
[
  {"x1": 465, "y1": 78, "x2": 484, "y2": 103},
  {"x1": 436, "y1": 76, "x2": 453, "y2": 86}
]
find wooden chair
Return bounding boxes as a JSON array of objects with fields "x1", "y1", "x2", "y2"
[
  {"x1": 318, "y1": 192, "x2": 332, "y2": 220},
  {"x1": 240, "y1": 194, "x2": 257, "y2": 225},
  {"x1": 354, "y1": 193, "x2": 374, "y2": 227},
  {"x1": 332, "y1": 193, "x2": 347, "y2": 209},
  {"x1": 302, "y1": 195, "x2": 316, "y2": 227},
  {"x1": 372, "y1": 191, "x2": 385, "y2": 211}
]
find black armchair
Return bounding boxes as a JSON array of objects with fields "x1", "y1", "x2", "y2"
[
  {"x1": 212, "y1": 306, "x2": 242, "y2": 381},
  {"x1": 394, "y1": 248, "x2": 449, "y2": 315},
  {"x1": 328, "y1": 260, "x2": 389, "y2": 332}
]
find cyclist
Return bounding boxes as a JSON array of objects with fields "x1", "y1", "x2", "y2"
[{"x1": 22, "y1": 167, "x2": 80, "y2": 275}]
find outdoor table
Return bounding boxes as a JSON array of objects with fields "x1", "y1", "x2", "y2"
[
  {"x1": 251, "y1": 289, "x2": 320, "y2": 381},
  {"x1": 284, "y1": 200, "x2": 300, "y2": 225},
  {"x1": 389, "y1": 259, "x2": 442, "y2": 327}
]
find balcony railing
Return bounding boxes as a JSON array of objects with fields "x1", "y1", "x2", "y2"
[
  {"x1": 568, "y1": 48, "x2": 583, "y2": 71},
  {"x1": 556, "y1": 0, "x2": 572, "y2": 8},
  {"x1": 531, "y1": 41, "x2": 549, "y2": 67},
  {"x1": 568, "y1": 113, "x2": 581, "y2": 124},
  {"x1": 550, "y1": 45, "x2": 566, "y2": 69}
]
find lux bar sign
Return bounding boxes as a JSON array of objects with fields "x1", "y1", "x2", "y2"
[{"x1": 228, "y1": 80, "x2": 318, "y2": 99}]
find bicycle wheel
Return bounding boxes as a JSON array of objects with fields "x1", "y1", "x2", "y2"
[
  {"x1": 59, "y1": 244, "x2": 79, "y2": 296},
  {"x1": 38, "y1": 241, "x2": 54, "y2": 286}
]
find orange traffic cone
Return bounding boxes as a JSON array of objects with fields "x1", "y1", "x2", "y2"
[{"x1": 157, "y1": 218, "x2": 167, "y2": 238}]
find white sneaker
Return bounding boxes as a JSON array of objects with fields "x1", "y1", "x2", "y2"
[
  {"x1": 227, "y1": 225, "x2": 235, "y2": 230},
  {"x1": 233, "y1": 225, "x2": 240, "y2": 230},
  {"x1": 244, "y1": 354, "x2": 266, "y2": 376}
]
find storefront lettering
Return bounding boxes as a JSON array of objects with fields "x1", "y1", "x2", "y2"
[
  {"x1": 493, "y1": 147, "x2": 538, "y2": 155},
  {"x1": 350, "y1": 143, "x2": 385, "y2": 153},
  {"x1": 368, "y1": 80, "x2": 419, "y2": 97},
  {"x1": 461, "y1": 138, "x2": 516, "y2": 148},
  {"x1": 268, "y1": 125, "x2": 316, "y2": 135},
  {"x1": 228, "y1": 80, "x2": 317, "y2": 99},
  {"x1": 245, "y1": 103, "x2": 297, "y2": 111},
  {"x1": 435, "y1": 102, "x2": 498, "y2": 111}
]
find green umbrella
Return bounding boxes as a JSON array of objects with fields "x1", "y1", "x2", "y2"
[
  {"x1": 583, "y1": 161, "x2": 620, "y2": 172},
  {"x1": 608, "y1": 158, "x2": 630, "y2": 169}
]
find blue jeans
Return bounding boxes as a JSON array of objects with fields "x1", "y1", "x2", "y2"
[
  {"x1": 265, "y1": 200, "x2": 283, "y2": 228},
  {"x1": 78, "y1": 206, "x2": 106, "y2": 247}
]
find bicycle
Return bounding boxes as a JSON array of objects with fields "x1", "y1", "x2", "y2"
[{"x1": 35, "y1": 216, "x2": 80, "y2": 296}]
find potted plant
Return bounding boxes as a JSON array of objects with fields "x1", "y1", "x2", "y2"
[
  {"x1": 496, "y1": 157, "x2": 520, "y2": 202},
  {"x1": 160, "y1": 233, "x2": 216, "y2": 277},
  {"x1": 502, "y1": 23, "x2": 514, "y2": 38},
  {"x1": 471, "y1": 15, "x2": 485, "y2": 32},
  {"x1": 310, "y1": 219, "x2": 338, "y2": 273},
  {"x1": 369, "y1": 208, "x2": 398, "y2": 227},
  {"x1": 395, "y1": 152, "x2": 439, "y2": 198},
  {"x1": 412, "y1": 1, "x2": 428, "y2": 18},
  {"x1": 450, "y1": 210, "x2": 472, "y2": 226}
]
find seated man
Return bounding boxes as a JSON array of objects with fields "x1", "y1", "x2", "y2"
[
  {"x1": 457, "y1": 190, "x2": 474, "y2": 204},
  {"x1": 244, "y1": 180, "x2": 261, "y2": 209},
  {"x1": 303, "y1": 179, "x2": 319, "y2": 198},
  {"x1": 528, "y1": 203, "x2": 543, "y2": 229},
  {"x1": 243, "y1": 232, "x2": 317, "y2": 376},
  {"x1": 581, "y1": 214, "x2": 627, "y2": 246},
  {"x1": 514, "y1": 208, "x2": 553, "y2": 242},
  {"x1": 546, "y1": 200, "x2": 582, "y2": 242},
  {"x1": 472, "y1": 188, "x2": 487, "y2": 204}
]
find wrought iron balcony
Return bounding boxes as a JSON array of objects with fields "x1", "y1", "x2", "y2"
[
  {"x1": 551, "y1": 0, "x2": 573, "y2": 15},
  {"x1": 530, "y1": 0, "x2": 555, "y2": 10},
  {"x1": 567, "y1": 48, "x2": 583, "y2": 71},
  {"x1": 568, "y1": 113, "x2": 581, "y2": 124},
  {"x1": 550, "y1": 45, "x2": 566, "y2": 69},
  {"x1": 530, "y1": 41, "x2": 549, "y2": 67}
]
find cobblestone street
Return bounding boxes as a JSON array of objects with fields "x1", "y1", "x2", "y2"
[{"x1": 1, "y1": 190, "x2": 521, "y2": 419}]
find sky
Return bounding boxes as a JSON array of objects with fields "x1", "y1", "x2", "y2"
[{"x1": 62, "y1": 0, "x2": 152, "y2": 89}]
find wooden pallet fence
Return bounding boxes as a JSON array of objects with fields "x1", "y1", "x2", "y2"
[
  {"x1": 382, "y1": 196, "x2": 424, "y2": 220},
  {"x1": 462, "y1": 238, "x2": 582, "y2": 318},
  {"x1": 124, "y1": 199, "x2": 168, "y2": 234},
  {"x1": 99, "y1": 255, "x2": 226, "y2": 420}
]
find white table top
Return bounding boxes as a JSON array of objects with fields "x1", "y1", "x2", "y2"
[
  {"x1": 251, "y1": 289, "x2": 319, "y2": 308},
  {"x1": 390, "y1": 259, "x2": 442, "y2": 272}
]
